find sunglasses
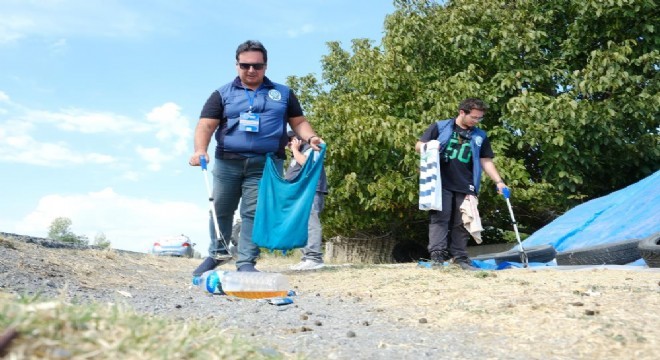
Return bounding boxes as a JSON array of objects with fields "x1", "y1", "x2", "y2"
[
  {"x1": 466, "y1": 114, "x2": 484, "y2": 122},
  {"x1": 237, "y1": 63, "x2": 266, "y2": 70}
]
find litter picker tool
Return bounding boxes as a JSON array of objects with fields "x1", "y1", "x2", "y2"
[
  {"x1": 199, "y1": 155, "x2": 233, "y2": 261},
  {"x1": 502, "y1": 187, "x2": 529, "y2": 268}
]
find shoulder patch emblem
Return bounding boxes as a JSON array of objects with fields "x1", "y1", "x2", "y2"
[
  {"x1": 475, "y1": 136, "x2": 484, "y2": 147},
  {"x1": 268, "y1": 89, "x2": 282, "y2": 101}
]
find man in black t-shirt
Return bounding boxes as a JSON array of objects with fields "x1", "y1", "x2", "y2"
[{"x1": 415, "y1": 98, "x2": 507, "y2": 269}]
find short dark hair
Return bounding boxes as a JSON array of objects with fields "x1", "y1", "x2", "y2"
[
  {"x1": 459, "y1": 98, "x2": 488, "y2": 114},
  {"x1": 236, "y1": 40, "x2": 268, "y2": 63}
]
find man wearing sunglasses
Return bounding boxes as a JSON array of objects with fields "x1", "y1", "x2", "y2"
[
  {"x1": 189, "y1": 40, "x2": 324, "y2": 274},
  {"x1": 415, "y1": 98, "x2": 507, "y2": 270}
]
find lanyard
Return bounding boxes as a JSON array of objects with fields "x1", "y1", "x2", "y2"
[{"x1": 244, "y1": 84, "x2": 264, "y2": 112}]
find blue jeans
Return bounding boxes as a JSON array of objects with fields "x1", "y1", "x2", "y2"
[
  {"x1": 208, "y1": 156, "x2": 283, "y2": 269},
  {"x1": 300, "y1": 193, "x2": 325, "y2": 263}
]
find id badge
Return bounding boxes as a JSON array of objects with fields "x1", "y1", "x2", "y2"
[{"x1": 239, "y1": 112, "x2": 260, "y2": 132}]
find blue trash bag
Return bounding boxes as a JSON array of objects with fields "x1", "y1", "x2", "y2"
[{"x1": 253, "y1": 144, "x2": 326, "y2": 251}]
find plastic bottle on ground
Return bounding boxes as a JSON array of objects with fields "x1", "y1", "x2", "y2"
[
  {"x1": 192, "y1": 270, "x2": 224, "y2": 294},
  {"x1": 220, "y1": 271, "x2": 289, "y2": 299}
]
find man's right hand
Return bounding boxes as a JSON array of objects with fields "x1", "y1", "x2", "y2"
[{"x1": 188, "y1": 153, "x2": 208, "y2": 167}]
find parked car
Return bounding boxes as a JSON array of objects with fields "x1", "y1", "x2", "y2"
[{"x1": 152, "y1": 234, "x2": 195, "y2": 258}]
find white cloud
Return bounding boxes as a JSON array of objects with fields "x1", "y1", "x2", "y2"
[
  {"x1": 49, "y1": 38, "x2": 68, "y2": 53},
  {"x1": 0, "y1": 91, "x2": 10, "y2": 103},
  {"x1": 286, "y1": 24, "x2": 315, "y2": 38},
  {"x1": 0, "y1": 92, "x2": 11, "y2": 116},
  {"x1": 0, "y1": 1, "x2": 154, "y2": 45},
  {"x1": 0, "y1": 119, "x2": 116, "y2": 166},
  {"x1": 146, "y1": 102, "x2": 191, "y2": 155},
  {"x1": 15, "y1": 188, "x2": 210, "y2": 254},
  {"x1": 0, "y1": 95, "x2": 193, "y2": 172},
  {"x1": 27, "y1": 108, "x2": 151, "y2": 134},
  {"x1": 0, "y1": 13, "x2": 34, "y2": 43},
  {"x1": 133, "y1": 102, "x2": 194, "y2": 172},
  {"x1": 136, "y1": 146, "x2": 169, "y2": 171},
  {"x1": 121, "y1": 170, "x2": 140, "y2": 181}
]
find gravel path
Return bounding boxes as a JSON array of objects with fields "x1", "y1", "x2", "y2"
[
  {"x1": 2, "y1": 232, "x2": 659, "y2": 359},
  {"x1": 0, "y1": 232, "x2": 494, "y2": 359}
]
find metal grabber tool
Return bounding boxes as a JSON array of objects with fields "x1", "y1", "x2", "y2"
[
  {"x1": 502, "y1": 187, "x2": 529, "y2": 268},
  {"x1": 200, "y1": 155, "x2": 233, "y2": 261}
]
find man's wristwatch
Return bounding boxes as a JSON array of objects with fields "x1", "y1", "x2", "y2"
[{"x1": 307, "y1": 135, "x2": 319, "y2": 143}]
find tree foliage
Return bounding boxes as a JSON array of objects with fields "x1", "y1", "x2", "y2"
[
  {"x1": 93, "y1": 232, "x2": 111, "y2": 249},
  {"x1": 288, "y1": 0, "x2": 659, "y2": 244},
  {"x1": 48, "y1": 217, "x2": 89, "y2": 245}
]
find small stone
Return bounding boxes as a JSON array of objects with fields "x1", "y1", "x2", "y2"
[
  {"x1": 585, "y1": 309, "x2": 599, "y2": 316},
  {"x1": 362, "y1": 320, "x2": 370, "y2": 326},
  {"x1": 50, "y1": 348, "x2": 72, "y2": 359},
  {"x1": 419, "y1": 318, "x2": 428, "y2": 324},
  {"x1": 175, "y1": 304, "x2": 182, "y2": 309},
  {"x1": 314, "y1": 320, "x2": 322, "y2": 326},
  {"x1": 346, "y1": 330, "x2": 356, "y2": 338},
  {"x1": 300, "y1": 314, "x2": 309, "y2": 320},
  {"x1": 259, "y1": 347, "x2": 280, "y2": 357}
]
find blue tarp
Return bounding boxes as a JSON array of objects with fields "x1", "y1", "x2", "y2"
[
  {"x1": 472, "y1": 259, "x2": 556, "y2": 270},
  {"x1": 472, "y1": 170, "x2": 660, "y2": 269},
  {"x1": 520, "y1": 170, "x2": 660, "y2": 252}
]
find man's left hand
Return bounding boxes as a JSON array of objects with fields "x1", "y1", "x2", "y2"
[{"x1": 308, "y1": 135, "x2": 324, "y2": 151}]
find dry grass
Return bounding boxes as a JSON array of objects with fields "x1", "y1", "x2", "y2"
[
  {"x1": 279, "y1": 264, "x2": 660, "y2": 359},
  {"x1": 2, "y1": 235, "x2": 659, "y2": 359},
  {"x1": 236, "y1": 252, "x2": 660, "y2": 358},
  {"x1": 0, "y1": 294, "x2": 279, "y2": 360},
  {"x1": 0, "y1": 239, "x2": 283, "y2": 359}
]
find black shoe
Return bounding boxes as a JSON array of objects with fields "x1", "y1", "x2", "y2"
[
  {"x1": 430, "y1": 250, "x2": 450, "y2": 265},
  {"x1": 213, "y1": 251, "x2": 233, "y2": 262},
  {"x1": 192, "y1": 257, "x2": 220, "y2": 277},
  {"x1": 237, "y1": 263, "x2": 259, "y2": 272},
  {"x1": 454, "y1": 257, "x2": 477, "y2": 271}
]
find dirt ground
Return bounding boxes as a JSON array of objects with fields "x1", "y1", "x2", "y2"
[
  {"x1": 1, "y1": 234, "x2": 659, "y2": 359},
  {"x1": 290, "y1": 265, "x2": 660, "y2": 358}
]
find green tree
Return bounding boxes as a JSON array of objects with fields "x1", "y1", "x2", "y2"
[
  {"x1": 47, "y1": 217, "x2": 89, "y2": 245},
  {"x1": 93, "y1": 232, "x2": 111, "y2": 249},
  {"x1": 289, "y1": 0, "x2": 659, "y2": 245}
]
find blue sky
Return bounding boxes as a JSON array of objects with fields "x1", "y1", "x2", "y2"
[{"x1": 0, "y1": 0, "x2": 395, "y2": 254}]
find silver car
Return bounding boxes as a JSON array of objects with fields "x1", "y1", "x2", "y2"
[{"x1": 152, "y1": 234, "x2": 195, "y2": 258}]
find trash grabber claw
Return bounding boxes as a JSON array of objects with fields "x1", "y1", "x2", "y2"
[
  {"x1": 200, "y1": 155, "x2": 233, "y2": 261},
  {"x1": 502, "y1": 187, "x2": 529, "y2": 268}
]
